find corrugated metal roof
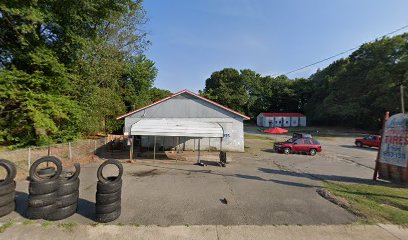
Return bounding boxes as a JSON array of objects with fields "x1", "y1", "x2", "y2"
[
  {"x1": 130, "y1": 119, "x2": 224, "y2": 137},
  {"x1": 116, "y1": 89, "x2": 250, "y2": 120},
  {"x1": 260, "y1": 113, "x2": 305, "y2": 117}
]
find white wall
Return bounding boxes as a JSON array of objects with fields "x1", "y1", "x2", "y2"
[
  {"x1": 126, "y1": 117, "x2": 245, "y2": 152},
  {"x1": 290, "y1": 117, "x2": 299, "y2": 127},
  {"x1": 299, "y1": 117, "x2": 307, "y2": 127},
  {"x1": 283, "y1": 117, "x2": 291, "y2": 127},
  {"x1": 257, "y1": 115, "x2": 263, "y2": 126}
]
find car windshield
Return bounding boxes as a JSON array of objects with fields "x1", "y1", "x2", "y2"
[{"x1": 286, "y1": 138, "x2": 296, "y2": 143}]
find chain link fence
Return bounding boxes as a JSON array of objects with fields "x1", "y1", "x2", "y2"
[{"x1": 0, "y1": 137, "x2": 108, "y2": 180}]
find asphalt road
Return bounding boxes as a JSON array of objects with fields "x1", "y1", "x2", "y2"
[{"x1": 1, "y1": 132, "x2": 373, "y2": 225}]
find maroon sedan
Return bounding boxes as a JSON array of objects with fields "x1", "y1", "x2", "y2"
[{"x1": 274, "y1": 138, "x2": 322, "y2": 156}]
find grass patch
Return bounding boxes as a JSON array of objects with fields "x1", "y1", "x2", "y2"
[
  {"x1": 23, "y1": 219, "x2": 35, "y2": 225},
  {"x1": 57, "y1": 222, "x2": 77, "y2": 232},
  {"x1": 41, "y1": 221, "x2": 53, "y2": 228},
  {"x1": 323, "y1": 182, "x2": 408, "y2": 225},
  {"x1": 0, "y1": 220, "x2": 15, "y2": 233},
  {"x1": 244, "y1": 134, "x2": 273, "y2": 141}
]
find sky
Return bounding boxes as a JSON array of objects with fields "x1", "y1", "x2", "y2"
[{"x1": 143, "y1": 0, "x2": 408, "y2": 93}]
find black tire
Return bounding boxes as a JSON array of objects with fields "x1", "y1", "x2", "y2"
[
  {"x1": 309, "y1": 148, "x2": 317, "y2": 156},
  {"x1": 56, "y1": 191, "x2": 79, "y2": 208},
  {"x1": 60, "y1": 163, "x2": 81, "y2": 182},
  {"x1": 97, "y1": 178, "x2": 122, "y2": 194},
  {"x1": 26, "y1": 203, "x2": 58, "y2": 219},
  {"x1": 28, "y1": 192, "x2": 57, "y2": 208},
  {"x1": 57, "y1": 178, "x2": 80, "y2": 196},
  {"x1": 0, "y1": 181, "x2": 16, "y2": 196},
  {"x1": 95, "y1": 200, "x2": 121, "y2": 214},
  {"x1": 29, "y1": 180, "x2": 59, "y2": 195},
  {"x1": 0, "y1": 159, "x2": 17, "y2": 186},
  {"x1": 0, "y1": 191, "x2": 15, "y2": 206},
  {"x1": 0, "y1": 201, "x2": 15, "y2": 217},
  {"x1": 45, "y1": 203, "x2": 77, "y2": 221},
  {"x1": 283, "y1": 148, "x2": 291, "y2": 155},
  {"x1": 355, "y1": 141, "x2": 363, "y2": 147},
  {"x1": 96, "y1": 190, "x2": 121, "y2": 205},
  {"x1": 97, "y1": 160, "x2": 123, "y2": 184},
  {"x1": 29, "y1": 156, "x2": 62, "y2": 182},
  {"x1": 37, "y1": 166, "x2": 56, "y2": 177},
  {"x1": 95, "y1": 207, "x2": 121, "y2": 223}
]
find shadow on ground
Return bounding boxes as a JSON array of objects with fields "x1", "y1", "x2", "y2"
[{"x1": 339, "y1": 145, "x2": 379, "y2": 152}]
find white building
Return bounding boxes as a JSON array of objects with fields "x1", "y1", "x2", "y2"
[
  {"x1": 117, "y1": 90, "x2": 250, "y2": 153},
  {"x1": 256, "y1": 113, "x2": 306, "y2": 128}
]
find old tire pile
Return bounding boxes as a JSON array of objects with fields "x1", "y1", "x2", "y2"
[
  {"x1": 47, "y1": 163, "x2": 81, "y2": 221},
  {"x1": 27, "y1": 156, "x2": 62, "y2": 220},
  {"x1": 95, "y1": 159, "x2": 123, "y2": 223},
  {"x1": 0, "y1": 159, "x2": 17, "y2": 217}
]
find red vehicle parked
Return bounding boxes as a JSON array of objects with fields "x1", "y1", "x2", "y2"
[
  {"x1": 274, "y1": 138, "x2": 322, "y2": 156},
  {"x1": 354, "y1": 135, "x2": 381, "y2": 148}
]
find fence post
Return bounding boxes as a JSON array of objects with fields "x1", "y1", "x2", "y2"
[
  {"x1": 69, "y1": 142, "x2": 72, "y2": 160},
  {"x1": 28, "y1": 147, "x2": 31, "y2": 171}
]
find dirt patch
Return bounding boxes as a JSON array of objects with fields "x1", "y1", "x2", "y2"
[
  {"x1": 130, "y1": 169, "x2": 162, "y2": 177},
  {"x1": 316, "y1": 188, "x2": 366, "y2": 218}
]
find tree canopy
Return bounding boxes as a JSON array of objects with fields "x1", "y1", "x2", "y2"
[
  {"x1": 0, "y1": 0, "x2": 169, "y2": 147},
  {"x1": 202, "y1": 33, "x2": 408, "y2": 130}
]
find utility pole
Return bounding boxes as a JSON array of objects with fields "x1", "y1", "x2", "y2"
[{"x1": 401, "y1": 84, "x2": 405, "y2": 114}]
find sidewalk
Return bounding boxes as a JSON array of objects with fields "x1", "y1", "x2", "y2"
[{"x1": 2, "y1": 223, "x2": 408, "y2": 240}]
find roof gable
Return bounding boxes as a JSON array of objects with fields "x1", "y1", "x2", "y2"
[
  {"x1": 116, "y1": 89, "x2": 250, "y2": 120},
  {"x1": 260, "y1": 112, "x2": 305, "y2": 117}
]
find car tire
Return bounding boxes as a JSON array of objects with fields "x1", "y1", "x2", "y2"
[
  {"x1": 97, "y1": 179, "x2": 122, "y2": 194},
  {"x1": 355, "y1": 142, "x2": 362, "y2": 147},
  {"x1": 45, "y1": 203, "x2": 77, "y2": 221},
  {"x1": 97, "y1": 160, "x2": 123, "y2": 184},
  {"x1": 95, "y1": 207, "x2": 121, "y2": 223},
  {"x1": 0, "y1": 181, "x2": 16, "y2": 196},
  {"x1": 29, "y1": 180, "x2": 59, "y2": 195},
  {"x1": 26, "y1": 203, "x2": 58, "y2": 219},
  {"x1": 37, "y1": 166, "x2": 56, "y2": 177},
  {"x1": 56, "y1": 191, "x2": 79, "y2": 208},
  {"x1": 0, "y1": 159, "x2": 17, "y2": 186},
  {"x1": 0, "y1": 191, "x2": 15, "y2": 206},
  {"x1": 95, "y1": 200, "x2": 121, "y2": 214},
  {"x1": 96, "y1": 190, "x2": 121, "y2": 205},
  {"x1": 283, "y1": 148, "x2": 291, "y2": 155},
  {"x1": 29, "y1": 156, "x2": 62, "y2": 182},
  {"x1": 28, "y1": 191, "x2": 58, "y2": 208},
  {"x1": 0, "y1": 201, "x2": 15, "y2": 217},
  {"x1": 57, "y1": 178, "x2": 80, "y2": 196},
  {"x1": 309, "y1": 149, "x2": 317, "y2": 156}
]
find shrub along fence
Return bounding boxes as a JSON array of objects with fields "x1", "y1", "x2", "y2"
[{"x1": 0, "y1": 137, "x2": 107, "y2": 179}]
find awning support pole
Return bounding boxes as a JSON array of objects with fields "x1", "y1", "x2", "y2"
[
  {"x1": 130, "y1": 136, "x2": 134, "y2": 160},
  {"x1": 154, "y1": 136, "x2": 156, "y2": 160},
  {"x1": 197, "y1": 138, "x2": 201, "y2": 164}
]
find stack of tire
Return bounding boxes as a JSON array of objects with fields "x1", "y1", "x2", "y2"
[
  {"x1": 47, "y1": 163, "x2": 81, "y2": 221},
  {"x1": 26, "y1": 156, "x2": 63, "y2": 219},
  {"x1": 0, "y1": 159, "x2": 17, "y2": 217},
  {"x1": 95, "y1": 159, "x2": 123, "y2": 223}
]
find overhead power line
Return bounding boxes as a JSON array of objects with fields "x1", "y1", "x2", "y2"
[{"x1": 271, "y1": 24, "x2": 408, "y2": 77}]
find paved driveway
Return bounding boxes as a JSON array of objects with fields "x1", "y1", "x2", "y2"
[{"x1": 2, "y1": 135, "x2": 362, "y2": 225}]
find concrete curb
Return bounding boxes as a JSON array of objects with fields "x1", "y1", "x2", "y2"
[{"x1": 2, "y1": 223, "x2": 408, "y2": 240}]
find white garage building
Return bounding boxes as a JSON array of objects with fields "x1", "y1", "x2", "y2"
[
  {"x1": 116, "y1": 90, "x2": 250, "y2": 155},
  {"x1": 257, "y1": 113, "x2": 306, "y2": 128}
]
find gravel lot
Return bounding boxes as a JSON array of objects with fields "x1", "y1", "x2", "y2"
[{"x1": 0, "y1": 128, "x2": 380, "y2": 225}]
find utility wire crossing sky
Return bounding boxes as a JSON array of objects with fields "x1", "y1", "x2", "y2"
[{"x1": 144, "y1": 0, "x2": 408, "y2": 93}]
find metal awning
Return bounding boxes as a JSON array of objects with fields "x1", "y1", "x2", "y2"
[{"x1": 130, "y1": 119, "x2": 223, "y2": 138}]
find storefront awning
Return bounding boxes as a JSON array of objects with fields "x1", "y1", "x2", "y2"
[{"x1": 130, "y1": 119, "x2": 224, "y2": 138}]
